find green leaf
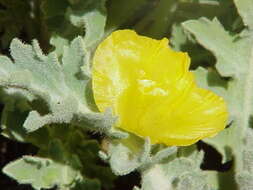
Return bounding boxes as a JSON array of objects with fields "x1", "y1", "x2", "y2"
[
  {"x1": 2, "y1": 124, "x2": 116, "y2": 190},
  {"x1": 72, "y1": 179, "x2": 101, "y2": 190},
  {"x1": 139, "y1": 149, "x2": 210, "y2": 190},
  {"x1": 183, "y1": 18, "x2": 241, "y2": 77},
  {"x1": 234, "y1": 0, "x2": 253, "y2": 29},
  {"x1": 0, "y1": 89, "x2": 55, "y2": 149},
  {"x1": 236, "y1": 172, "x2": 253, "y2": 190},
  {"x1": 67, "y1": 0, "x2": 107, "y2": 49},
  {"x1": 102, "y1": 134, "x2": 177, "y2": 176},
  {"x1": 194, "y1": 67, "x2": 227, "y2": 94},
  {"x1": 49, "y1": 35, "x2": 70, "y2": 57},
  {"x1": 42, "y1": 6, "x2": 77, "y2": 56},
  {"x1": 41, "y1": 126, "x2": 116, "y2": 190},
  {"x1": 43, "y1": 0, "x2": 107, "y2": 53},
  {"x1": 183, "y1": 6, "x2": 253, "y2": 186},
  {"x1": 76, "y1": 138, "x2": 116, "y2": 190},
  {"x1": 1, "y1": 106, "x2": 27, "y2": 141},
  {"x1": 236, "y1": 128, "x2": 253, "y2": 189},
  {"x1": 194, "y1": 67, "x2": 230, "y2": 122},
  {"x1": 171, "y1": 24, "x2": 189, "y2": 51},
  {"x1": 170, "y1": 24, "x2": 216, "y2": 69},
  {"x1": 204, "y1": 170, "x2": 234, "y2": 190},
  {"x1": 104, "y1": 135, "x2": 146, "y2": 175},
  {"x1": 0, "y1": 37, "x2": 118, "y2": 136},
  {"x1": 194, "y1": 68, "x2": 232, "y2": 163},
  {"x1": 3, "y1": 156, "x2": 80, "y2": 190},
  {"x1": 202, "y1": 127, "x2": 234, "y2": 163}
]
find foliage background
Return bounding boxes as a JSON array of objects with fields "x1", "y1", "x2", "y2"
[{"x1": 0, "y1": 0, "x2": 252, "y2": 190}]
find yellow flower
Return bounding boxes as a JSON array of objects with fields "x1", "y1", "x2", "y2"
[{"x1": 92, "y1": 30, "x2": 228, "y2": 146}]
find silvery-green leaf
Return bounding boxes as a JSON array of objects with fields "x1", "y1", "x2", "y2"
[
  {"x1": 140, "y1": 150, "x2": 207, "y2": 190},
  {"x1": 183, "y1": 17, "x2": 253, "y2": 173},
  {"x1": 103, "y1": 134, "x2": 177, "y2": 176},
  {"x1": 106, "y1": 135, "x2": 145, "y2": 176},
  {"x1": 234, "y1": 0, "x2": 253, "y2": 29},
  {"x1": 236, "y1": 172, "x2": 253, "y2": 190},
  {"x1": 43, "y1": 0, "x2": 107, "y2": 55},
  {"x1": 194, "y1": 68, "x2": 232, "y2": 163},
  {"x1": 3, "y1": 156, "x2": 80, "y2": 190},
  {"x1": 67, "y1": 0, "x2": 107, "y2": 49},
  {"x1": 0, "y1": 37, "x2": 116, "y2": 136}
]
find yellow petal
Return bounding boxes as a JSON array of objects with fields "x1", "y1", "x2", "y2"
[{"x1": 92, "y1": 30, "x2": 228, "y2": 146}]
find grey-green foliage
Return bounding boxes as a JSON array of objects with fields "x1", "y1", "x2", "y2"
[
  {"x1": 2, "y1": 0, "x2": 253, "y2": 190},
  {"x1": 0, "y1": 37, "x2": 120, "y2": 136},
  {"x1": 139, "y1": 147, "x2": 212, "y2": 190},
  {"x1": 100, "y1": 1, "x2": 253, "y2": 190},
  {"x1": 183, "y1": 14, "x2": 250, "y2": 169},
  {"x1": 236, "y1": 130, "x2": 253, "y2": 190},
  {"x1": 181, "y1": 0, "x2": 253, "y2": 189},
  {"x1": 0, "y1": 34, "x2": 119, "y2": 190},
  {"x1": 3, "y1": 124, "x2": 116, "y2": 190},
  {"x1": 3, "y1": 156, "x2": 80, "y2": 190},
  {"x1": 67, "y1": 0, "x2": 106, "y2": 49},
  {"x1": 0, "y1": 0, "x2": 117, "y2": 189},
  {"x1": 99, "y1": 136, "x2": 177, "y2": 176},
  {"x1": 42, "y1": 0, "x2": 106, "y2": 56}
]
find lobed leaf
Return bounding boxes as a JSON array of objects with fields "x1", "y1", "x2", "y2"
[
  {"x1": 182, "y1": 1, "x2": 253, "y2": 189},
  {"x1": 234, "y1": 0, "x2": 253, "y2": 29},
  {"x1": 183, "y1": 17, "x2": 253, "y2": 168},
  {"x1": 0, "y1": 37, "x2": 118, "y2": 136},
  {"x1": 139, "y1": 149, "x2": 210, "y2": 190},
  {"x1": 43, "y1": 0, "x2": 107, "y2": 55},
  {"x1": 3, "y1": 156, "x2": 80, "y2": 190}
]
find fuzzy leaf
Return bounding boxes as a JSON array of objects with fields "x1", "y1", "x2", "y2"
[
  {"x1": 182, "y1": 7, "x2": 253, "y2": 190},
  {"x1": 102, "y1": 135, "x2": 177, "y2": 176},
  {"x1": 0, "y1": 37, "x2": 117, "y2": 136},
  {"x1": 183, "y1": 16, "x2": 253, "y2": 173},
  {"x1": 140, "y1": 150, "x2": 209, "y2": 190},
  {"x1": 67, "y1": 0, "x2": 107, "y2": 48},
  {"x1": 43, "y1": 0, "x2": 107, "y2": 54},
  {"x1": 236, "y1": 172, "x2": 253, "y2": 190},
  {"x1": 234, "y1": 0, "x2": 253, "y2": 29},
  {"x1": 3, "y1": 156, "x2": 80, "y2": 190},
  {"x1": 194, "y1": 67, "x2": 227, "y2": 97},
  {"x1": 38, "y1": 126, "x2": 115, "y2": 190},
  {"x1": 2, "y1": 124, "x2": 115, "y2": 190},
  {"x1": 194, "y1": 68, "x2": 232, "y2": 162},
  {"x1": 103, "y1": 135, "x2": 146, "y2": 176},
  {"x1": 171, "y1": 24, "x2": 189, "y2": 51},
  {"x1": 236, "y1": 128, "x2": 253, "y2": 189},
  {"x1": 183, "y1": 18, "x2": 241, "y2": 77}
]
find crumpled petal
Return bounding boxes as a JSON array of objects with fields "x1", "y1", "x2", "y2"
[{"x1": 92, "y1": 30, "x2": 228, "y2": 146}]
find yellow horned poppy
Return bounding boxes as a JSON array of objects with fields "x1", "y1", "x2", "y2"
[{"x1": 92, "y1": 30, "x2": 228, "y2": 146}]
